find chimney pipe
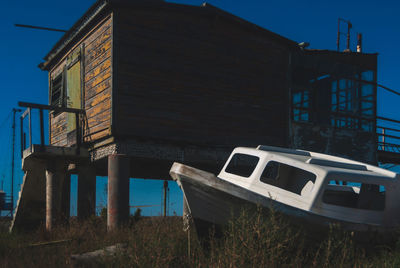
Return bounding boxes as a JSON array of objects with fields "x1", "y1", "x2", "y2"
[
  {"x1": 357, "y1": 33, "x2": 362, "y2": 53},
  {"x1": 346, "y1": 21, "x2": 352, "y2": 51}
]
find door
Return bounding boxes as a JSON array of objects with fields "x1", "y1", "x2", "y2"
[{"x1": 66, "y1": 47, "x2": 82, "y2": 140}]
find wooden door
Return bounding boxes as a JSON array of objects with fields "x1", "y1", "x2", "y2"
[{"x1": 66, "y1": 47, "x2": 82, "y2": 136}]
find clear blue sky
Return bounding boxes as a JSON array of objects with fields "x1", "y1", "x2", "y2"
[{"x1": 0, "y1": 0, "x2": 399, "y2": 216}]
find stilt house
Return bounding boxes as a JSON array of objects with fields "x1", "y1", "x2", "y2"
[{"x1": 12, "y1": 0, "x2": 399, "y2": 232}]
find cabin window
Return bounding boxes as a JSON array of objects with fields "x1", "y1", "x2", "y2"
[
  {"x1": 322, "y1": 181, "x2": 385, "y2": 211},
  {"x1": 225, "y1": 154, "x2": 259, "y2": 178},
  {"x1": 260, "y1": 161, "x2": 316, "y2": 196}
]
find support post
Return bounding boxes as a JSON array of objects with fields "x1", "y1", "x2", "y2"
[
  {"x1": 163, "y1": 180, "x2": 168, "y2": 217},
  {"x1": 46, "y1": 160, "x2": 67, "y2": 231},
  {"x1": 107, "y1": 154, "x2": 130, "y2": 231},
  {"x1": 39, "y1": 108, "x2": 45, "y2": 146},
  {"x1": 78, "y1": 165, "x2": 96, "y2": 220},
  {"x1": 61, "y1": 173, "x2": 71, "y2": 224}
]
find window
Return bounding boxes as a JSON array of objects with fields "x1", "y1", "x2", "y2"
[
  {"x1": 330, "y1": 70, "x2": 375, "y2": 131},
  {"x1": 322, "y1": 180, "x2": 385, "y2": 211},
  {"x1": 50, "y1": 74, "x2": 64, "y2": 107},
  {"x1": 225, "y1": 153, "x2": 259, "y2": 178},
  {"x1": 292, "y1": 90, "x2": 310, "y2": 122},
  {"x1": 260, "y1": 161, "x2": 316, "y2": 196}
]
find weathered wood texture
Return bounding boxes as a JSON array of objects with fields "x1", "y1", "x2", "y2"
[
  {"x1": 84, "y1": 17, "x2": 112, "y2": 142},
  {"x1": 49, "y1": 16, "x2": 112, "y2": 146},
  {"x1": 113, "y1": 8, "x2": 291, "y2": 148}
]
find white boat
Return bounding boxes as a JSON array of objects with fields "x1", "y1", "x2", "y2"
[{"x1": 170, "y1": 145, "x2": 400, "y2": 242}]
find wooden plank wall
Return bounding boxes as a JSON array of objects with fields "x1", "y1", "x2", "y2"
[
  {"x1": 113, "y1": 8, "x2": 290, "y2": 148},
  {"x1": 83, "y1": 16, "x2": 112, "y2": 143},
  {"x1": 49, "y1": 16, "x2": 112, "y2": 146}
]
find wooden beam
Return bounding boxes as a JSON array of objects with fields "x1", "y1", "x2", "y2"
[{"x1": 18, "y1": 102, "x2": 84, "y2": 114}]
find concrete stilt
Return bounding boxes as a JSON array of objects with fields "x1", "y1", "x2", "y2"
[
  {"x1": 61, "y1": 173, "x2": 71, "y2": 223},
  {"x1": 107, "y1": 154, "x2": 130, "y2": 231},
  {"x1": 78, "y1": 165, "x2": 96, "y2": 220},
  {"x1": 46, "y1": 160, "x2": 67, "y2": 231}
]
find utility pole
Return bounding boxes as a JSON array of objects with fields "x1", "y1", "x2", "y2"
[{"x1": 11, "y1": 108, "x2": 22, "y2": 216}]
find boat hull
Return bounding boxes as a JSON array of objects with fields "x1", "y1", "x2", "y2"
[{"x1": 171, "y1": 163, "x2": 398, "y2": 243}]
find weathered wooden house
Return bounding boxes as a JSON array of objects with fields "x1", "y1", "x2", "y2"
[{"x1": 11, "y1": 0, "x2": 397, "y2": 231}]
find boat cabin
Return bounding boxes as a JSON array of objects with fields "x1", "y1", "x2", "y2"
[{"x1": 218, "y1": 146, "x2": 400, "y2": 226}]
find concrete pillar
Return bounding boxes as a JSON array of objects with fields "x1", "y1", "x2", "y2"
[
  {"x1": 61, "y1": 173, "x2": 71, "y2": 223},
  {"x1": 77, "y1": 165, "x2": 96, "y2": 220},
  {"x1": 46, "y1": 160, "x2": 67, "y2": 231},
  {"x1": 107, "y1": 154, "x2": 130, "y2": 231}
]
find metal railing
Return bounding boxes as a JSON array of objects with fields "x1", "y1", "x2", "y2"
[
  {"x1": 377, "y1": 116, "x2": 400, "y2": 153},
  {"x1": 19, "y1": 102, "x2": 85, "y2": 156},
  {"x1": 292, "y1": 107, "x2": 400, "y2": 155}
]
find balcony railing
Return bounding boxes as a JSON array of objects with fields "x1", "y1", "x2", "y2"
[
  {"x1": 377, "y1": 116, "x2": 400, "y2": 154},
  {"x1": 19, "y1": 102, "x2": 85, "y2": 156}
]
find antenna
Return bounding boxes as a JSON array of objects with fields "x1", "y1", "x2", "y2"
[{"x1": 337, "y1": 18, "x2": 352, "y2": 52}]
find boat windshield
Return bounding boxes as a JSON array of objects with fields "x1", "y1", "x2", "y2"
[{"x1": 225, "y1": 153, "x2": 260, "y2": 178}]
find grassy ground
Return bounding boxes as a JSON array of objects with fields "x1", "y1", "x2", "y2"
[{"x1": 2, "y1": 209, "x2": 400, "y2": 267}]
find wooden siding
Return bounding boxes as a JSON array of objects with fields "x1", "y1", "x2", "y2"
[
  {"x1": 113, "y1": 8, "x2": 290, "y2": 148},
  {"x1": 49, "y1": 16, "x2": 112, "y2": 146}
]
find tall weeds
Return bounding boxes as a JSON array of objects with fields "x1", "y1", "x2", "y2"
[{"x1": 0, "y1": 210, "x2": 398, "y2": 267}]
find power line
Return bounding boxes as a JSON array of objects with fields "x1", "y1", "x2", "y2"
[{"x1": 15, "y1": 24, "x2": 67, "y2": 33}]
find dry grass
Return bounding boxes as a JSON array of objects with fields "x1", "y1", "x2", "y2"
[{"x1": 1, "y1": 209, "x2": 400, "y2": 267}]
